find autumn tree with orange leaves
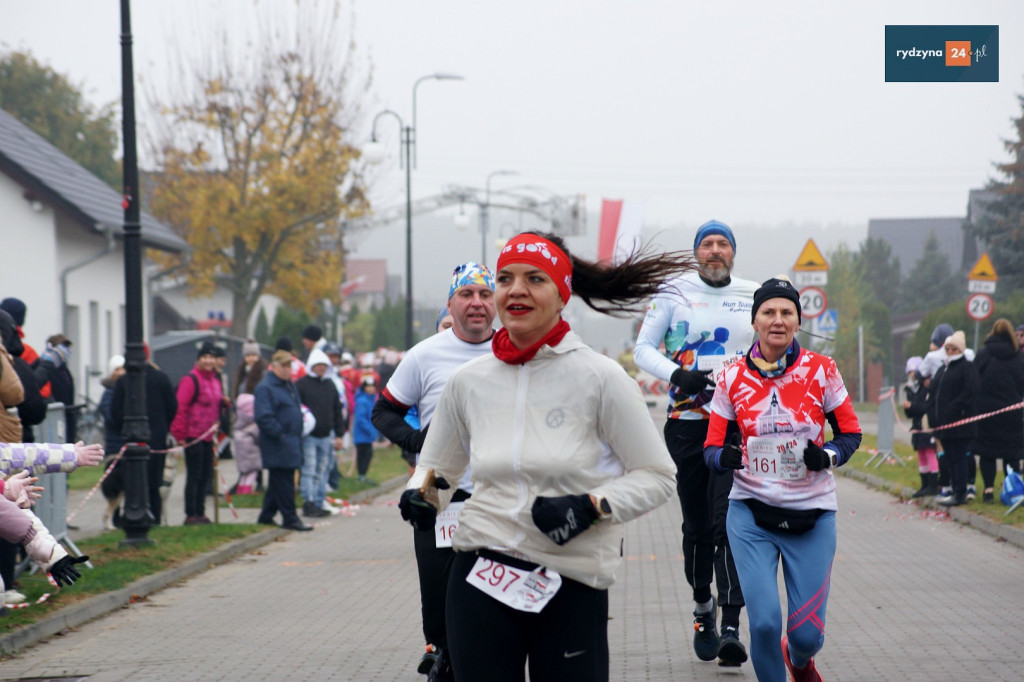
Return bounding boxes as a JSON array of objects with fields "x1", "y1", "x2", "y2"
[{"x1": 148, "y1": 2, "x2": 370, "y2": 337}]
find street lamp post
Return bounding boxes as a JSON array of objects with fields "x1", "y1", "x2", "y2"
[
  {"x1": 365, "y1": 73, "x2": 463, "y2": 349},
  {"x1": 481, "y1": 170, "x2": 518, "y2": 266},
  {"x1": 118, "y1": 0, "x2": 152, "y2": 546}
]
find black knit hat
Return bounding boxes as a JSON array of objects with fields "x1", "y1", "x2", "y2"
[
  {"x1": 302, "y1": 324, "x2": 323, "y2": 342},
  {"x1": 751, "y1": 277, "x2": 801, "y2": 324},
  {"x1": 275, "y1": 336, "x2": 293, "y2": 352},
  {"x1": 197, "y1": 341, "x2": 218, "y2": 359}
]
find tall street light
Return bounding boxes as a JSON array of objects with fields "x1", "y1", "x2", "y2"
[
  {"x1": 365, "y1": 73, "x2": 463, "y2": 349},
  {"x1": 480, "y1": 170, "x2": 518, "y2": 266},
  {"x1": 118, "y1": 0, "x2": 152, "y2": 546}
]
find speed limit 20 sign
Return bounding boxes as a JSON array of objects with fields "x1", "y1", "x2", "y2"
[
  {"x1": 966, "y1": 293, "x2": 994, "y2": 321},
  {"x1": 799, "y1": 286, "x2": 827, "y2": 319}
]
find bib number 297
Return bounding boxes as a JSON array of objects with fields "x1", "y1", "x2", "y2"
[{"x1": 466, "y1": 556, "x2": 562, "y2": 613}]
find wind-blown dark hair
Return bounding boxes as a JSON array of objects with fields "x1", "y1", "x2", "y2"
[{"x1": 526, "y1": 232, "x2": 698, "y2": 316}]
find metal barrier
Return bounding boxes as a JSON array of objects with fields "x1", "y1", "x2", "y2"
[
  {"x1": 864, "y1": 387, "x2": 905, "y2": 468},
  {"x1": 15, "y1": 403, "x2": 92, "y2": 577}
]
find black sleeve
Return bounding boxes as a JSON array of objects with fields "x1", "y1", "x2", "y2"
[
  {"x1": 31, "y1": 357, "x2": 54, "y2": 389},
  {"x1": 110, "y1": 375, "x2": 126, "y2": 433},
  {"x1": 332, "y1": 385, "x2": 345, "y2": 436},
  {"x1": 13, "y1": 358, "x2": 46, "y2": 426},
  {"x1": 371, "y1": 394, "x2": 425, "y2": 453}
]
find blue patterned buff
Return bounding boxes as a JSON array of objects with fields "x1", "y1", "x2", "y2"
[{"x1": 448, "y1": 262, "x2": 496, "y2": 300}]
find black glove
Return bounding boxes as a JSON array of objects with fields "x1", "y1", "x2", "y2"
[
  {"x1": 803, "y1": 440, "x2": 831, "y2": 471},
  {"x1": 719, "y1": 432, "x2": 744, "y2": 470},
  {"x1": 531, "y1": 494, "x2": 599, "y2": 546},
  {"x1": 399, "y1": 489, "x2": 437, "y2": 531},
  {"x1": 50, "y1": 555, "x2": 89, "y2": 587},
  {"x1": 670, "y1": 368, "x2": 715, "y2": 394}
]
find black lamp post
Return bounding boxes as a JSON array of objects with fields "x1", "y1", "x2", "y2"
[
  {"x1": 365, "y1": 73, "x2": 463, "y2": 349},
  {"x1": 118, "y1": 0, "x2": 153, "y2": 546}
]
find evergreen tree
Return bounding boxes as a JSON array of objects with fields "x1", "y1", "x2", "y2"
[
  {"x1": 967, "y1": 91, "x2": 1024, "y2": 293},
  {"x1": 856, "y1": 237, "x2": 901, "y2": 311},
  {"x1": 900, "y1": 233, "x2": 961, "y2": 313},
  {"x1": 253, "y1": 306, "x2": 270, "y2": 346}
]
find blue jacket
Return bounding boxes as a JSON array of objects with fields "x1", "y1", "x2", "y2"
[
  {"x1": 353, "y1": 389, "x2": 379, "y2": 444},
  {"x1": 254, "y1": 372, "x2": 303, "y2": 469}
]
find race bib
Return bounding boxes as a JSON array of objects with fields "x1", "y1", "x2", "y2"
[
  {"x1": 696, "y1": 355, "x2": 730, "y2": 383},
  {"x1": 746, "y1": 435, "x2": 807, "y2": 480},
  {"x1": 434, "y1": 501, "x2": 465, "y2": 549},
  {"x1": 466, "y1": 555, "x2": 562, "y2": 613}
]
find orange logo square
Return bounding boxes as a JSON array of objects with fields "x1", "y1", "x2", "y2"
[{"x1": 946, "y1": 41, "x2": 971, "y2": 66}]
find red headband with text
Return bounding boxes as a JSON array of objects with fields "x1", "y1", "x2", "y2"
[{"x1": 497, "y1": 234, "x2": 573, "y2": 303}]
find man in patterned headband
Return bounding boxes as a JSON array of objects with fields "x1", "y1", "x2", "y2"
[{"x1": 371, "y1": 261, "x2": 496, "y2": 680}]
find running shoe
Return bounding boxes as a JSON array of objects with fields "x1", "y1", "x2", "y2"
[
  {"x1": 692, "y1": 597, "x2": 719, "y2": 661},
  {"x1": 717, "y1": 625, "x2": 748, "y2": 667},
  {"x1": 417, "y1": 644, "x2": 439, "y2": 675},
  {"x1": 781, "y1": 634, "x2": 822, "y2": 682}
]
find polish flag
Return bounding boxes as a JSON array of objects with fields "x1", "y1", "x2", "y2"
[{"x1": 597, "y1": 199, "x2": 643, "y2": 264}]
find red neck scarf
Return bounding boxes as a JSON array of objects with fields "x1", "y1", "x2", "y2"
[{"x1": 492, "y1": 319, "x2": 571, "y2": 365}]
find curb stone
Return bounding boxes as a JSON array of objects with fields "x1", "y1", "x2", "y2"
[
  {"x1": 838, "y1": 467, "x2": 1024, "y2": 551},
  {"x1": 0, "y1": 475, "x2": 411, "y2": 656},
  {"x1": 0, "y1": 527, "x2": 288, "y2": 656}
]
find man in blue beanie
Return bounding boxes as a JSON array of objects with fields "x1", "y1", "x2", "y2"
[{"x1": 635, "y1": 219, "x2": 754, "y2": 668}]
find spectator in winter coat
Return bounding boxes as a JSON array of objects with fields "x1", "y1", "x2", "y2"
[
  {"x1": 254, "y1": 350, "x2": 312, "y2": 531},
  {"x1": 930, "y1": 331, "x2": 980, "y2": 507},
  {"x1": 170, "y1": 342, "x2": 224, "y2": 525},
  {"x1": 972, "y1": 319, "x2": 1024, "y2": 503},
  {"x1": 0, "y1": 298, "x2": 38, "y2": 367},
  {"x1": 902, "y1": 356, "x2": 939, "y2": 497},
  {"x1": 296, "y1": 348, "x2": 345, "y2": 518},
  {"x1": 352, "y1": 377, "x2": 379, "y2": 484},
  {"x1": 32, "y1": 334, "x2": 77, "y2": 442},
  {"x1": 231, "y1": 393, "x2": 261, "y2": 494},
  {"x1": 100, "y1": 355, "x2": 126, "y2": 456},
  {"x1": 232, "y1": 339, "x2": 267, "y2": 399},
  {"x1": 110, "y1": 351, "x2": 178, "y2": 525}
]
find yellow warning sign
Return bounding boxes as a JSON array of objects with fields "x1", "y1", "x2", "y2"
[
  {"x1": 792, "y1": 239, "x2": 829, "y2": 271},
  {"x1": 967, "y1": 253, "x2": 998, "y2": 281}
]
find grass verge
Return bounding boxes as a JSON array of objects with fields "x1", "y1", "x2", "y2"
[
  {"x1": 846, "y1": 433, "x2": 1024, "y2": 528},
  {"x1": 1, "y1": 524, "x2": 263, "y2": 633}
]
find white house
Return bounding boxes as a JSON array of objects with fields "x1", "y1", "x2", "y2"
[{"x1": 0, "y1": 107, "x2": 187, "y2": 407}]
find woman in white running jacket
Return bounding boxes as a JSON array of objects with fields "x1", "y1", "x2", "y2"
[{"x1": 400, "y1": 231, "x2": 696, "y2": 682}]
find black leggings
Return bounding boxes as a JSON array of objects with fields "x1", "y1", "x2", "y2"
[
  {"x1": 979, "y1": 457, "x2": 1022, "y2": 489},
  {"x1": 355, "y1": 443, "x2": 373, "y2": 476},
  {"x1": 446, "y1": 550, "x2": 609, "y2": 682}
]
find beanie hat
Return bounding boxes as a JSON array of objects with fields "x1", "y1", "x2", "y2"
[
  {"x1": 275, "y1": 336, "x2": 293, "y2": 352},
  {"x1": 108, "y1": 354, "x2": 126, "y2": 375},
  {"x1": 322, "y1": 342, "x2": 341, "y2": 356},
  {"x1": 242, "y1": 339, "x2": 260, "y2": 357},
  {"x1": 0, "y1": 298, "x2": 27, "y2": 327},
  {"x1": 197, "y1": 342, "x2": 218, "y2": 359},
  {"x1": 693, "y1": 220, "x2": 736, "y2": 252},
  {"x1": 944, "y1": 330, "x2": 966, "y2": 353},
  {"x1": 211, "y1": 345, "x2": 226, "y2": 358},
  {"x1": 302, "y1": 324, "x2": 323, "y2": 342},
  {"x1": 751, "y1": 277, "x2": 801, "y2": 324},
  {"x1": 905, "y1": 356, "x2": 922, "y2": 374},
  {"x1": 930, "y1": 323, "x2": 954, "y2": 348},
  {"x1": 1017, "y1": 324, "x2": 1024, "y2": 334},
  {"x1": 448, "y1": 261, "x2": 496, "y2": 300}
]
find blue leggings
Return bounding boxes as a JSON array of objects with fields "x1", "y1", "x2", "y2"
[{"x1": 726, "y1": 500, "x2": 836, "y2": 682}]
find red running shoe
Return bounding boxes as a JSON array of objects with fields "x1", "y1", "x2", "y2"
[{"x1": 781, "y1": 635, "x2": 822, "y2": 681}]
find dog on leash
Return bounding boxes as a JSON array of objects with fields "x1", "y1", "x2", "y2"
[{"x1": 101, "y1": 447, "x2": 180, "y2": 529}]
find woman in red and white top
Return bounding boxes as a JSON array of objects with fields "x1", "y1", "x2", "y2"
[
  {"x1": 703, "y1": 277, "x2": 861, "y2": 682},
  {"x1": 399, "y1": 232, "x2": 696, "y2": 682}
]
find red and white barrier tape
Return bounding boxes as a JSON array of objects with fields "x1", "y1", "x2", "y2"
[
  {"x1": 66, "y1": 422, "x2": 219, "y2": 525},
  {"x1": 879, "y1": 390, "x2": 1024, "y2": 435}
]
